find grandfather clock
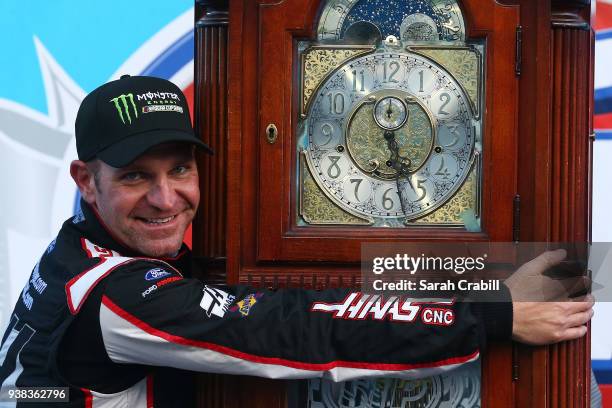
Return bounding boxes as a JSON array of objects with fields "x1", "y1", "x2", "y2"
[{"x1": 193, "y1": 0, "x2": 594, "y2": 406}]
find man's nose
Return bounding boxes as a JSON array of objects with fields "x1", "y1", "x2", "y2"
[{"x1": 147, "y1": 177, "x2": 176, "y2": 210}]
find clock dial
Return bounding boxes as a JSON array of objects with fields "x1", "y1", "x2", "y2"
[
  {"x1": 373, "y1": 96, "x2": 408, "y2": 130},
  {"x1": 304, "y1": 52, "x2": 475, "y2": 221}
]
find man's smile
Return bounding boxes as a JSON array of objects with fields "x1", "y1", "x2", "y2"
[{"x1": 137, "y1": 215, "x2": 177, "y2": 225}]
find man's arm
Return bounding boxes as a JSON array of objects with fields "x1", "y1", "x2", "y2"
[{"x1": 96, "y1": 259, "x2": 509, "y2": 382}]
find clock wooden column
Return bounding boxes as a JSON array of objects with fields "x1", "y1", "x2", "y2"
[
  {"x1": 193, "y1": 1, "x2": 230, "y2": 406},
  {"x1": 513, "y1": 1, "x2": 594, "y2": 407},
  {"x1": 192, "y1": 0, "x2": 595, "y2": 406}
]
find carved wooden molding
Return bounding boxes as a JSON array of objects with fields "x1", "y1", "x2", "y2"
[
  {"x1": 552, "y1": 12, "x2": 590, "y2": 29},
  {"x1": 551, "y1": 0, "x2": 591, "y2": 30},
  {"x1": 196, "y1": 0, "x2": 228, "y2": 27}
]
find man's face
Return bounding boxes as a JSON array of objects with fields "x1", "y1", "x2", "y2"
[{"x1": 84, "y1": 144, "x2": 199, "y2": 257}]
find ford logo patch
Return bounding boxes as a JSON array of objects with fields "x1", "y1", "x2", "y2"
[{"x1": 145, "y1": 268, "x2": 171, "y2": 281}]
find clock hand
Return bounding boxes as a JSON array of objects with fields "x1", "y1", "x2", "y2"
[
  {"x1": 386, "y1": 99, "x2": 393, "y2": 119},
  {"x1": 384, "y1": 131, "x2": 410, "y2": 177},
  {"x1": 384, "y1": 131, "x2": 411, "y2": 217}
]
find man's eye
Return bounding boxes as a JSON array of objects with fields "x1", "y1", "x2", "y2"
[
  {"x1": 173, "y1": 166, "x2": 188, "y2": 175},
  {"x1": 122, "y1": 172, "x2": 142, "y2": 181}
]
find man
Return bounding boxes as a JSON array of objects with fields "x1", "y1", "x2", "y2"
[{"x1": 0, "y1": 75, "x2": 593, "y2": 407}]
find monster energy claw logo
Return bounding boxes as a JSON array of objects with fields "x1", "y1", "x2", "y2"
[{"x1": 109, "y1": 93, "x2": 138, "y2": 124}]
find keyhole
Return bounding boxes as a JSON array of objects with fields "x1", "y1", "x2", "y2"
[{"x1": 266, "y1": 123, "x2": 278, "y2": 144}]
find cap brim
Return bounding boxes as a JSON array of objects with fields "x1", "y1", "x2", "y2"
[{"x1": 96, "y1": 130, "x2": 213, "y2": 168}]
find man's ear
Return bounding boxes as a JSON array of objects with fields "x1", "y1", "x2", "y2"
[{"x1": 70, "y1": 160, "x2": 97, "y2": 205}]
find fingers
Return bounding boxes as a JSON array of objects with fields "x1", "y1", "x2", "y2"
[
  {"x1": 556, "y1": 276, "x2": 592, "y2": 299},
  {"x1": 558, "y1": 325, "x2": 588, "y2": 342},
  {"x1": 530, "y1": 249, "x2": 567, "y2": 270},
  {"x1": 570, "y1": 294, "x2": 595, "y2": 304},
  {"x1": 564, "y1": 308, "x2": 594, "y2": 328},
  {"x1": 557, "y1": 297, "x2": 594, "y2": 314},
  {"x1": 569, "y1": 276, "x2": 592, "y2": 297},
  {"x1": 553, "y1": 299, "x2": 594, "y2": 343}
]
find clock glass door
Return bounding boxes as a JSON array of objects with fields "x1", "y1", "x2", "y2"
[
  {"x1": 295, "y1": 1, "x2": 483, "y2": 405},
  {"x1": 297, "y1": 0, "x2": 484, "y2": 231}
]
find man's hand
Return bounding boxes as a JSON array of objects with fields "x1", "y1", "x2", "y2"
[
  {"x1": 505, "y1": 249, "x2": 594, "y2": 345},
  {"x1": 510, "y1": 296, "x2": 594, "y2": 345}
]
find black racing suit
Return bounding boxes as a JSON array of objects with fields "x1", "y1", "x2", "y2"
[{"x1": 0, "y1": 201, "x2": 512, "y2": 407}]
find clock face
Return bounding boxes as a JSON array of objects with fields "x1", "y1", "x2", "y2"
[
  {"x1": 298, "y1": 0, "x2": 481, "y2": 228},
  {"x1": 304, "y1": 52, "x2": 475, "y2": 221}
]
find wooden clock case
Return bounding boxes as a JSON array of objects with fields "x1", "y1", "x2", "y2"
[{"x1": 192, "y1": 0, "x2": 594, "y2": 406}]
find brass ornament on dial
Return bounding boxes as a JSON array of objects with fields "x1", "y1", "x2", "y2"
[
  {"x1": 346, "y1": 90, "x2": 434, "y2": 179},
  {"x1": 300, "y1": 46, "x2": 375, "y2": 114}
]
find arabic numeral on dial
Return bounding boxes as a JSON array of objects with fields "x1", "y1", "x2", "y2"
[
  {"x1": 445, "y1": 124, "x2": 460, "y2": 147},
  {"x1": 320, "y1": 123, "x2": 334, "y2": 146},
  {"x1": 326, "y1": 92, "x2": 345, "y2": 114},
  {"x1": 430, "y1": 154, "x2": 458, "y2": 182},
  {"x1": 435, "y1": 157, "x2": 451, "y2": 179},
  {"x1": 352, "y1": 70, "x2": 365, "y2": 92},
  {"x1": 415, "y1": 180, "x2": 427, "y2": 201},
  {"x1": 438, "y1": 92, "x2": 451, "y2": 115},
  {"x1": 406, "y1": 178, "x2": 428, "y2": 202},
  {"x1": 383, "y1": 61, "x2": 400, "y2": 83},
  {"x1": 382, "y1": 188, "x2": 395, "y2": 210},
  {"x1": 438, "y1": 122, "x2": 466, "y2": 150},
  {"x1": 327, "y1": 155, "x2": 342, "y2": 179},
  {"x1": 418, "y1": 70, "x2": 424, "y2": 92},
  {"x1": 350, "y1": 178, "x2": 363, "y2": 201},
  {"x1": 408, "y1": 68, "x2": 435, "y2": 95},
  {"x1": 342, "y1": 177, "x2": 372, "y2": 203}
]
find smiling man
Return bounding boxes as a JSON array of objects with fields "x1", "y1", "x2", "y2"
[
  {"x1": 74, "y1": 144, "x2": 199, "y2": 258},
  {"x1": 0, "y1": 75, "x2": 594, "y2": 407}
]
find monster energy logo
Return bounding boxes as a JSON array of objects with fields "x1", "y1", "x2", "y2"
[{"x1": 109, "y1": 93, "x2": 138, "y2": 124}]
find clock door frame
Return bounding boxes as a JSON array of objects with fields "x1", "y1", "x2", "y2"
[{"x1": 234, "y1": 0, "x2": 519, "y2": 264}]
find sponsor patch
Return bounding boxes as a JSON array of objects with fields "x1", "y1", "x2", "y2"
[
  {"x1": 72, "y1": 209, "x2": 85, "y2": 224},
  {"x1": 30, "y1": 263, "x2": 47, "y2": 294},
  {"x1": 141, "y1": 276, "x2": 181, "y2": 298},
  {"x1": 136, "y1": 91, "x2": 180, "y2": 102},
  {"x1": 109, "y1": 93, "x2": 138, "y2": 124},
  {"x1": 229, "y1": 293, "x2": 263, "y2": 317},
  {"x1": 200, "y1": 286, "x2": 235, "y2": 318},
  {"x1": 46, "y1": 238, "x2": 57, "y2": 254},
  {"x1": 311, "y1": 293, "x2": 454, "y2": 326},
  {"x1": 142, "y1": 105, "x2": 183, "y2": 114},
  {"x1": 145, "y1": 267, "x2": 172, "y2": 281},
  {"x1": 20, "y1": 262, "x2": 48, "y2": 310},
  {"x1": 142, "y1": 284, "x2": 158, "y2": 298},
  {"x1": 21, "y1": 284, "x2": 33, "y2": 310}
]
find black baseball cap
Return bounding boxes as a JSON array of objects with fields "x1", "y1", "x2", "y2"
[{"x1": 75, "y1": 75, "x2": 212, "y2": 167}]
